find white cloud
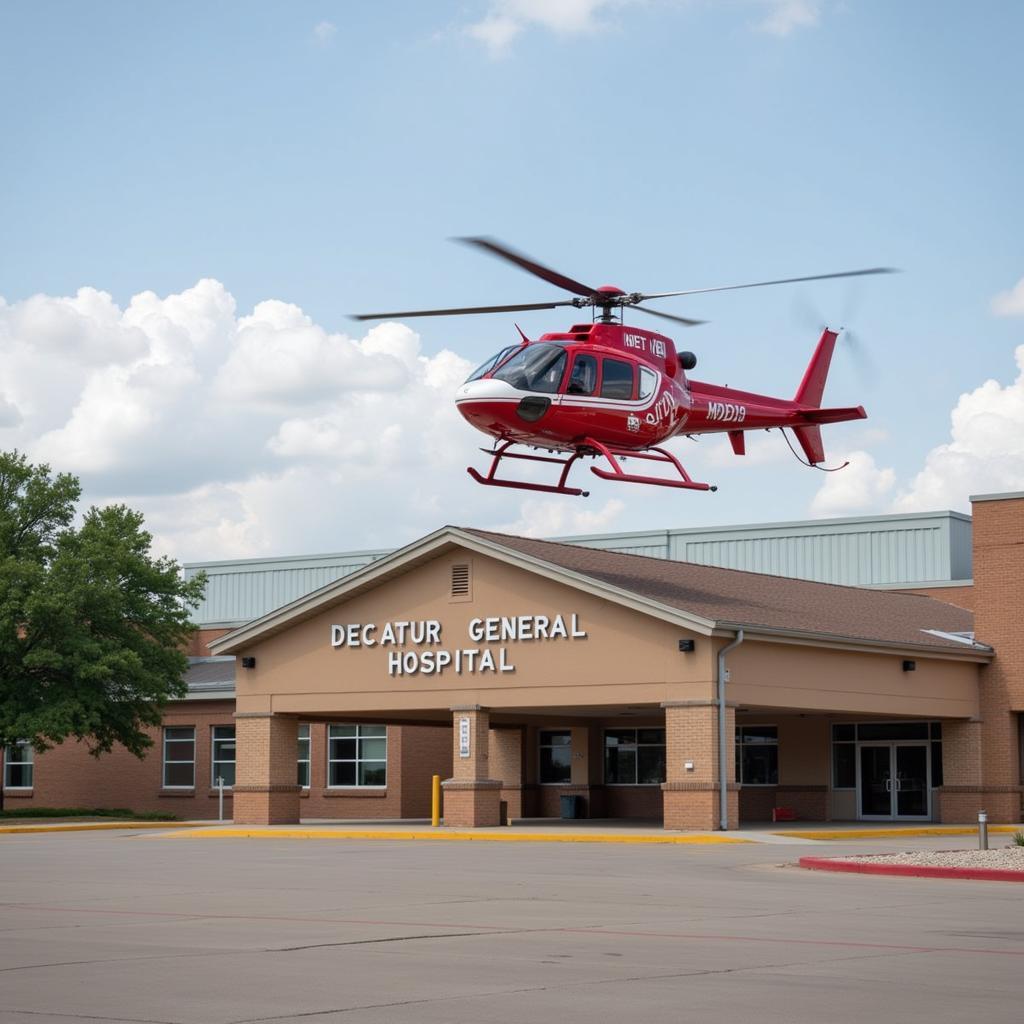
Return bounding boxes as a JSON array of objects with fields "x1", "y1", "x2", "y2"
[
  {"x1": 466, "y1": 0, "x2": 633, "y2": 55},
  {"x1": 809, "y1": 450, "x2": 895, "y2": 516},
  {"x1": 312, "y1": 21, "x2": 337, "y2": 45},
  {"x1": 752, "y1": 0, "x2": 821, "y2": 37},
  {"x1": 992, "y1": 278, "x2": 1024, "y2": 317},
  {"x1": 495, "y1": 496, "x2": 626, "y2": 537},
  {"x1": 891, "y1": 345, "x2": 1024, "y2": 512},
  {"x1": 809, "y1": 342, "x2": 1024, "y2": 517}
]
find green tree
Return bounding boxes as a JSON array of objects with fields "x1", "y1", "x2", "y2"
[{"x1": 0, "y1": 451, "x2": 206, "y2": 809}]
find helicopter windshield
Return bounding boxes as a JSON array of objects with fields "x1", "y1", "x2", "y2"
[
  {"x1": 491, "y1": 343, "x2": 567, "y2": 394},
  {"x1": 465, "y1": 345, "x2": 519, "y2": 383}
]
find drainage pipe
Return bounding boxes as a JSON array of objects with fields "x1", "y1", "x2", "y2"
[{"x1": 717, "y1": 629, "x2": 744, "y2": 831}]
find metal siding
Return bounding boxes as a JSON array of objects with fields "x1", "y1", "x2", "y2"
[{"x1": 184, "y1": 512, "x2": 972, "y2": 626}]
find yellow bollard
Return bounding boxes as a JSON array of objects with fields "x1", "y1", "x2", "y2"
[{"x1": 431, "y1": 774, "x2": 441, "y2": 827}]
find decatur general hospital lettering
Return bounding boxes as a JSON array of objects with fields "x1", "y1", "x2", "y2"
[{"x1": 330, "y1": 614, "x2": 588, "y2": 677}]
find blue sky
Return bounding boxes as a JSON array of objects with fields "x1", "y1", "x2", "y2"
[{"x1": 1, "y1": 1, "x2": 1022, "y2": 559}]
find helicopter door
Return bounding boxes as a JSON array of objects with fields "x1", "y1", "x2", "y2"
[{"x1": 600, "y1": 358, "x2": 635, "y2": 401}]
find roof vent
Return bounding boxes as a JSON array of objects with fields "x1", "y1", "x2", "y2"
[{"x1": 450, "y1": 563, "x2": 471, "y2": 598}]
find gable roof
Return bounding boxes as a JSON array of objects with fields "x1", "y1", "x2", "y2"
[{"x1": 210, "y1": 525, "x2": 988, "y2": 659}]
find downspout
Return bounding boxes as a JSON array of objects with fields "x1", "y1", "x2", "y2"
[{"x1": 717, "y1": 629, "x2": 744, "y2": 830}]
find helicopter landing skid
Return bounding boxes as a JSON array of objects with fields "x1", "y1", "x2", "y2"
[
  {"x1": 585, "y1": 438, "x2": 717, "y2": 492},
  {"x1": 467, "y1": 438, "x2": 716, "y2": 496}
]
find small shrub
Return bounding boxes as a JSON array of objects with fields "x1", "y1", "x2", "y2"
[{"x1": 1012, "y1": 831, "x2": 1024, "y2": 847}]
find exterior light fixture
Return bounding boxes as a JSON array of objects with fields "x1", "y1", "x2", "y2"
[
  {"x1": 678, "y1": 639, "x2": 695, "y2": 653},
  {"x1": 241, "y1": 656, "x2": 256, "y2": 669},
  {"x1": 902, "y1": 659, "x2": 916, "y2": 672}
]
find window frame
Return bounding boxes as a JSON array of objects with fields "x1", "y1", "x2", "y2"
[
  {"x1": 210, "y1": 725, "x2": 236, "y2": 788},
  {"x1": 638, "y1": 365, "x2": 658, "y2": 400},
  {"x1": 603, "y1": 728, "x2": 666, "y2": 786},
  {"x1": 162, "y1": 726, "x2": 196, "y2": 789},
  {"x1": 4, "y1": 740, "x2": 34, "y2": 789},
  {"x1": 566, "y1": 353, "x2": 598, "y2": 396},
  {"x1": 327, "y1": 724, "x2": 387, "y2": 789},
  {"x1": 735, "y1": 725, "x2": 779, "y2": 787},
  {"x1": 538, "y1": 729, "x2": 572, "y2": 785},
  {"x1": 297, "y1": 723, "x2": 311, "y2": 789}
]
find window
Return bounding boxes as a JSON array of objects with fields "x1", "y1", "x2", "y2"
[
  {"x1": 297, "y1": 724, "x2": 311, "y2": 788},
  {"x1": 211, "y1": 726, "x2": 236, "y2": 787},
  {"x1": 736, "y1": 726, "x2": 778, "y2": 786},
  {"x1": 492, "y1": 343, "x2": 567, "y2": 394},
  {"x1": 831, "y1": 723, "x2": 855, "y2": 789},
  {"x1": 539, "y1": 730, "x2": 571, "y2": 784},
  {"x1": 328, "y1": 725, "x2": 387, "y2": 787},
  {"x1": 604, "y1": 728, "x2": 666, "y2": 785},
  {"x1": 163, "y1": 727, "x2": 195, "y2": 788},
  {"x1": 465, "y1": 345, "x2": 519, "y2": 382},
  {"x1": 4, "y1": 740, "x2": 33, "y2": 788},
  {"x1": 567, "y1": 354, "x2": 598, "y2": 396},
  {"x1": 600, "y1": 358, "x2": 634, "y2": 400},
  {"x1": 639, "y1": 365, "x2": 658, "y2": 400}
]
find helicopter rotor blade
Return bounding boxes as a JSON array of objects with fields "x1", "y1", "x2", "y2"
[
  {"x1": 454, "y1": 236, "x2": 598, "y2": 298},
  {"x1": 350, "y1": 299, "x2": 577, "y2": 321},
  {"x1": 631, "y1": 305, "x2": 707, "y2": 327},
  {"x1": 640, "y1": 267, "x2": 899, "y2": 301}
]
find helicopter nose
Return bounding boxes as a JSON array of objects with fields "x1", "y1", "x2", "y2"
[{"x1": 455, "y1": 378, "x2": 525, "y2": 435}]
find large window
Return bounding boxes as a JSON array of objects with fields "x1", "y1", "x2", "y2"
[
  {"x1": 538, "y1": 730, "x2": 571, "y2": 784},
  {"x1": 4, "y1": 740, "x2": 34, "y2": 788},
  {"x1": 163, "y1": 727, "x2": 195, "y2": 788},
  {"x1": 328, "y1": 725, "x2": 386, "y2": 787},
  {"x1": 297, "y1": 724, "x2": 311, "y2": 788},
  {"x1": 604, "y1": 728, "x2": 665, "y2": 785},
  {"x1": 600, "y1": 358, "x2": 634, "y2": 400},
  {"x1": 567, "y1": 354, "x2": 598, "y2": 396},
  {"x1": 736, "y1": 726, "x2": 778, "y2": 786},
  {"x1": 492, "y1": 343, "x2": 567, "y2": 394},
  {"x1": 211, "y1": 726, "x2": 236, "y2": 787}
]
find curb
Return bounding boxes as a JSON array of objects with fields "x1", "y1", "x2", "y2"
[
  {"x1": 161, "y1": 827, "x2": 749, "y2": 845},
  {"x1": 779, "y1": 826, "x2": 1024, "y2": 841},
  {"x1": 0, "y1": 822, "x2": 201, "y2": 835},
  {"x1": 799, "y1": 856, "x2": 1024, "y2": 882}
]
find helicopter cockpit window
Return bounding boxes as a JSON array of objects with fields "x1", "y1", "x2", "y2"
[
  {"x1": 601, "y1": 358, "x2": 635, "y2": 400},
  {"x1": 492, "y1": 343, "x2": 567, "y2": 394},
  {"x1": 566, "y1": 354, "x2": 598, "y2": 396},
  {"x1": 465, "y1": 345, "x2": 519, "y2": 383},
  {"x1": 638, "y1": 366, "x2": 658, "y2": 401}
]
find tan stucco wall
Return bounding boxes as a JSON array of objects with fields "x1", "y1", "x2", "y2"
[
  {"x1": 726, "y1": 639, "x2": 980, "y2": 719},
  {"x1": 235, "y1": 552, "x2": 716, "y2": 717}
]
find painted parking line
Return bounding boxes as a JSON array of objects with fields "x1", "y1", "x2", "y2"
[
  {"x1": 157, "y1": 827, "x2": 749, "y2": 844},
  {"x1": 778, "y1": 826, "x2": 1024, "y2": 841},
  {"x1": 0, "y1": 822, "x2": 201, "y2": 835}
]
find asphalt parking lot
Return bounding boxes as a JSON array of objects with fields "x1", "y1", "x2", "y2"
[{"x1": 2, "y1": 829, "x2": 1023, "y2": 1023}]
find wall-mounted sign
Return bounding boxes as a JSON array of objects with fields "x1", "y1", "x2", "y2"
[
  {"x1": 459, "y1": 717, "x2": 471, "y2": 758},
  {"x1": 330, "y1": 613, "x2": 588, "y2": 677}
]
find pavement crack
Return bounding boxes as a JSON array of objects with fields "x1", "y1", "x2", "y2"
[{"x1": 276, "y1": 928, "x2": 532, "y2": 952}]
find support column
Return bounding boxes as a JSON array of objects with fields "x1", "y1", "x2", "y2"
[
  {"x1": 490, "y1": 726, "x2": 524, "y2": 819},
  {"x1": 232, "y1": 713, "x2": 301, "y2": 825},
  {"x1": 939, "y1": 719, "x2": 988, "y2": 823},
  {"x1": 661, "y1": 701, "x2": 738, "y2": 831},
  {"x1": 442, "y1": 706, "x2": 501, "y2": 827}
]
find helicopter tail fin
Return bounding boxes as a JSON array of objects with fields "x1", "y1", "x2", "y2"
[
  {"x1": 794, "y1": 328, "x2": 839, "y2": 408},
  {"x1": 791, "y1": 424, "x2": 825, "y2": 465}
]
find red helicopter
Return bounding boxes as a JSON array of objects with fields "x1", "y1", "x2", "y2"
[{"x1": 354, "y1": 238, "x2": 894, "y2": 497}]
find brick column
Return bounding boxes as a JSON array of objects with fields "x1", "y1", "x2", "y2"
[
  {"x1": 661, "y1": 701, "x2": 737, "y2": 830},
  {"x1": 442, "y1": 706, "x2": 501, "y2": 827},
  {"x1": 939, "y1": 719, "x2": 987, "y2": 823},
  {"x1": 232, "y1": 713, "x2": 301, "y2": 825},
  {"x1": 490, "y1": 726, "x2": 524, "y2": 819}
]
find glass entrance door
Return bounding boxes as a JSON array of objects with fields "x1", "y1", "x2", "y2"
[{"x1": 858, "y1": 743, "x2": 930, "y2": 820}]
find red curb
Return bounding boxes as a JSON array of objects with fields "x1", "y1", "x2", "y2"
[{"x1": 799, "y1": 856, "x2": 1024, "y2": 883}]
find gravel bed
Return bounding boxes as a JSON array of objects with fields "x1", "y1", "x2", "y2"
[{"x1": 832, "y1": 846, "x2": 1024, "y2": 870}]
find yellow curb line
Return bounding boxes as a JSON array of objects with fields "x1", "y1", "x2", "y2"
[
  {"x1": 0, "y1": 822, "x2": 201, "y2": 835},
  {"x1": 777, "y1": 826, "x2": 1024, "y2": 841},
  {"x1": 160, "y1": 828, "x2": 749, "y2": 845}
]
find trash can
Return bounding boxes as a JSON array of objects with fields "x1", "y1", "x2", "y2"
[{"x1": 559, "y1": 794, "x2": 583, "y2": 820}]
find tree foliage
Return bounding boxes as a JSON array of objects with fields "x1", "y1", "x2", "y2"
[{"x1": 0, "y1": 451, "x2": 206, "y2": 762}]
